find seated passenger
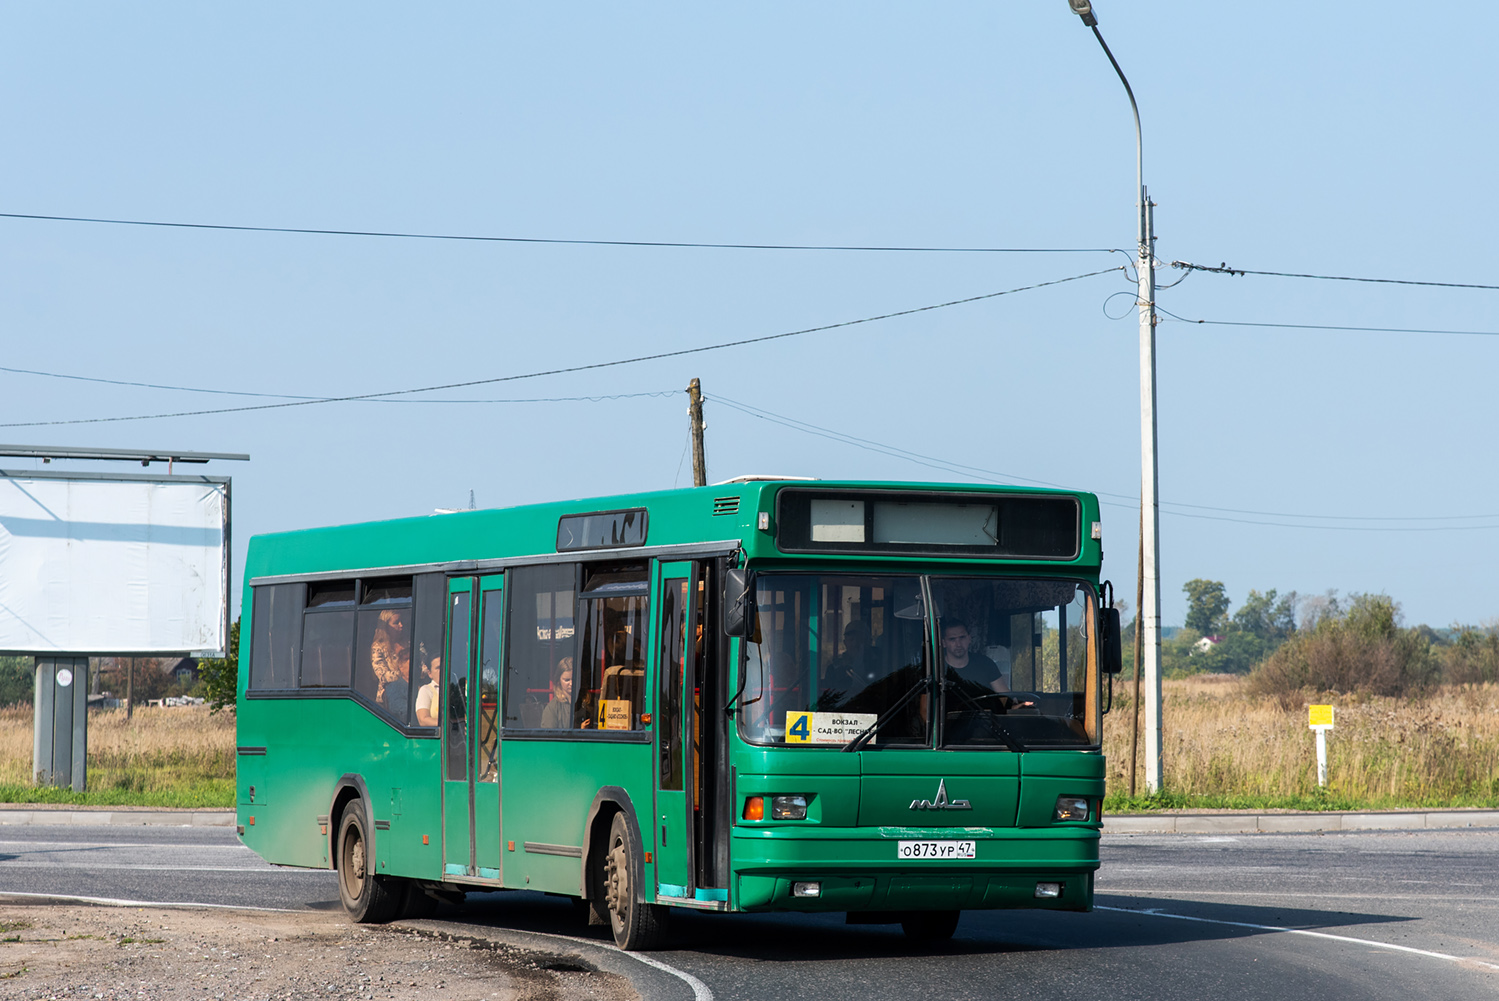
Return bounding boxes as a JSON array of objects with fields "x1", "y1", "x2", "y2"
[
  {"x1": 540, "y1": 657, "x2": 575, "y2": 729},
  {"x1": 413, "y1": 648, "x2": 442, "y2": 727}
]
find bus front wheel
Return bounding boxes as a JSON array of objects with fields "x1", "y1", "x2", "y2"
[
  {"x1": 602, "y1": 812, "x2": 668, "y2": 950},
  {"x1": 337, "y1": 807, "x2": 400, "y2": 923},
  {"x1": 901, "y1": 910, "x2": 960, "y2": 943}
]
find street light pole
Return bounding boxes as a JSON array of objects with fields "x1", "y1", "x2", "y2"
[{"x1": 1067, "y1": 0, "x2": 1163, "y2": 793}]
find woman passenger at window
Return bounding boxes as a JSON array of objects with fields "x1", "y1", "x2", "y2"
[
  {"x1": 369, "y1": 609, "x2": 409, "y2": 706},
  {"x1": 540, "y1": 657, "x2": 575, "y2": 729}
]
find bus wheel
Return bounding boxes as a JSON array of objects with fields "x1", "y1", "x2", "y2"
[
  {"x1": 397, "y1": 881, "x2": 439, "y2": 919},
  {"x1": 337, "y1": 807, "x2": 400, "y2": 924},
  {"x1": 901, "y1": 910, "x2": 960, "y2": 943},
  {"x1": 602, "y1": 812, "x2": 668, "y2": 950}
]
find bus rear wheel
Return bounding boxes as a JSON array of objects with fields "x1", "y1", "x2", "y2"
[
  {"x1": 602, "y1": 812, "x2": 668, "y2": 950},
  {"x1": 901, "y1": 910, "x2": 960, "y2": 943},
  {"x1": 337, "y1": 807, "x2": 400, "y2": 923}
]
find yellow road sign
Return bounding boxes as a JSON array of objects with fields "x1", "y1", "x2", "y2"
[{"x1": 1308, "y1": 704, "x2": 1334, "y2": 727}]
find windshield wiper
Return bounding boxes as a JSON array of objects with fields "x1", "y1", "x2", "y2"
[
  {"x1": 841, "y1": 675, "x2": 931, "y2": 753},
  {"x1": 942, "y1": 679, "x2": 1028, "y2": 753}
]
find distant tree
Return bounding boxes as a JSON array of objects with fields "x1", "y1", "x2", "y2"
[
  {"x1": 0, "y1": 656, "x2": 34, "y2": 706},
  {"x1": 198, "y1": 618, "x2": 240, "y2": 715},
  {"x1": 1438, "y1": 625, "x2": 1499, "y2": 685},
  {"x1": 1231, "y1": 589, "x2": 1298, "y2": 643},
  {"x1": 1183, "y1": 579, "x2": 1230, "y2": 636}
]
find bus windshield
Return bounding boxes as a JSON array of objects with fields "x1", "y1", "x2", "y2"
[{"x1": 738, "y1": 573, "x2": 1095, "y2": 749}]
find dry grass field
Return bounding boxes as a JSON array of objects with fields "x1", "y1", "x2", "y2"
[
  {"x1": 0, "y1": 704, "x2": 235, "y2": 806},
  {"x1": 1104, "y1": 674, "x2": 1499, "y2": 809},
  {"x1": 2, "y1": 677, "x2": 1497, "y2": 810}
]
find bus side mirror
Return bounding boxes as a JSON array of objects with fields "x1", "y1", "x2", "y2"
[
  {"x1": 1100, "y1": 606, "x2": 1123, "y2": 675},
  {"x1": 723, "y1": 568, "x2": 759, "y2": 640}
]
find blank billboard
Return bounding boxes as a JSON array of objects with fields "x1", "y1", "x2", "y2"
[{"x1": 0, "y1": 471, "x2": 229, "y2": 655}]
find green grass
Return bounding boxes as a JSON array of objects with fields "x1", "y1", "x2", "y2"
[
  {"x1": 0, "y1": 781, "x2": 232, "y2": 809},
  {"x1": 1105, "y1": 788, "x2": 1499, "y2": 814}
]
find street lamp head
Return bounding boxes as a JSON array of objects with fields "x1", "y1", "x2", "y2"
[{"x1": 1068, "y1": 0, "x2": 1098, "y2": 27}]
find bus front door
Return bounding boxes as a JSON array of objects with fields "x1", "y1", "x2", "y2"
[
  {"x1": 652, "y1": 560, "x2": 724, "y2": 901},
  {"x1": 443, "y1": 575, "x2": 505, "y2": 882}
]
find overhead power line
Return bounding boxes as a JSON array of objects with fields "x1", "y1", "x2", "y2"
[
  {"x1": 708, "y1": 395, "x2": 1499, "y2": 532},
  {"x1": 0, "y1": 267, "x2": 1120, "y2": 428},
  {"x1": 0, "y1": 211, "x2": 1114, "y2": 255},
  {"x1": 1156, "y1": 308, "x2": 1499, "y2": 338},
  {"x1": 1170, "y1": 259, "x2": 1499, "y2": 291},
  {"x1": 0, "y1": 364, "x2": 675, "y2": 404}
]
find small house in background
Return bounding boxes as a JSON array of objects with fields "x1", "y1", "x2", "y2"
[
  {"x1": 169, "y1": 657, "x2": 199, "y2": 686},
  {"x1": 1192, "y1": 635, "x2": 1223, "y2": 654}
]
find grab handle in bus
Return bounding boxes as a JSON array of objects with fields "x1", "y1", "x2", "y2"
[{"x1": 723, "y1": 568, "x2": 759, "y2": 640}]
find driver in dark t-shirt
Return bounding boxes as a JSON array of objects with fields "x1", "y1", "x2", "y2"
[{"x1": 941, "y1": 620, "x2": 1008, "y2": 693}]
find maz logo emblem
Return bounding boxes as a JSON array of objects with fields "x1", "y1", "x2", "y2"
[{"x1": 909, "y1": 778, "x2": 971, "y2": 811}]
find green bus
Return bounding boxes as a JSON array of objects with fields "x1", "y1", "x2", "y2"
[{"x1": 235, "y1": 478, "x2": 1121, "y2": 949}]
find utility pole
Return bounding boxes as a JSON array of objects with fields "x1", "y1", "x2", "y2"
[
  {"x1": 1068, "y1": 0, "x2": 1163, "y2": 793},
  {"x1": 1130, "y1": 521, "x2": 1143, "y2": 798},
  {"x1": 687, "y1": 378, "x2": 707, "y2": 487},
  {"x1": 126, "y1": 657, "x2": 134, "y2": 721}
]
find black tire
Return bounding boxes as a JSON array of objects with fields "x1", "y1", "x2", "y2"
[
  {"x1": 602, "y1": 812, "x2": 669, "y2": 950},
  {"x1": 397, "y1": 881, "x2": 440, "y2": 919},
  {"x1": 901, "y1": 910, "x2": 960, "y2": 943},
  {"x1": 337, "y1": 806, "x2": 400, "y2": 923}
]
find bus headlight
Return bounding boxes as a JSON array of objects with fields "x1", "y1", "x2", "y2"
[
  {"x1": 1053, "y1": 796, "x2": 1090, "y2": 822},
  {"x1": 771, "y1": 795, "x2": 808, "y2": 820}
]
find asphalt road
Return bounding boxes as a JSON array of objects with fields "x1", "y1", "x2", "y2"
[{"x1": 2, "y1": 826, "x2": 1496, "y2": 999}]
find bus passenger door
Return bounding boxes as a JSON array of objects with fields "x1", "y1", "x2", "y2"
[
  {"x1": 653, "y1": 563, "x2": 692, "y2": 897},
  {"x1": 473, "y1": 575, "x2": 504, "y2": 880},
  {"x1": 443, "y1": 575, "x2": 505, "y2": 882},
  {"x1": 442, "y1": 578, "x2": 474, "y2": 877}
]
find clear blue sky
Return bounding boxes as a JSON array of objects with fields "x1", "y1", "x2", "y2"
[{"x1": 1, "y1": 3, "x2": 1494, "y2": 629}]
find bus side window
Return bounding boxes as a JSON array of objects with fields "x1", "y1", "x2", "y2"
[
  {"x1": 249, "y1": 583, "x2": 302, "y2": 690},
  {"x1": 301, "y1": 581, "x2": 356, "y2": 688},
  {"x1": 354, "y1": 577, "x2": 413, "y2": 722},
  {"x1": 578, "y1": 566, "x2": 650, "y2": 731},
  {"x1": 503, "y1": 564, "x2": 578, "y2": 730},
  {"x1": 411, "y1": 574, "x2": 447, "y2": 728}
]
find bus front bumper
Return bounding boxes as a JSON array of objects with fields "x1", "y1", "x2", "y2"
[{"x1": 729, "y1": 825, "x2": 1099, "y2": 914}]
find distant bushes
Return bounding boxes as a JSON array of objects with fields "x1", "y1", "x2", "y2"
[{"x1": 1247, "y1": 593, "x2": 1449, "y2": 707}]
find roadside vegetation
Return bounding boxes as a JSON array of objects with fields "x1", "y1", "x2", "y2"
[
  {"x1": 0, "y1": 704, "x2": 234, "y2": 808},
  {"x1": 1110, "y1": 581, "x2": 1499, "y2": 811}
]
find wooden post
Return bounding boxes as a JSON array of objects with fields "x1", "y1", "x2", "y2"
[
  {"x1": 126, "y1": 657, "x2": 134, "y2": 721},
  {"x1": 687, "y1": 378, "x2": 707, "y2": 488},
  {"x1": 1129, "y1": 517, "x2": 1144, "y2": 798}
]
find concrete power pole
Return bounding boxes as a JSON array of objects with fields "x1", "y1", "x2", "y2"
[
  {"x1": 687, "y1": 378, "x2": 707, "y2": 487},
  {"x1": 1069, "y1": 0, "x2": 1164, "y2": 794}
]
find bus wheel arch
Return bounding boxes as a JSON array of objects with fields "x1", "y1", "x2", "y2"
[
  {"x1": 328, "y1": 774, "x2": 373, "y2": 873},
  {"x1": 581, "y1": 787, "x2": 642, "y2": 905}
]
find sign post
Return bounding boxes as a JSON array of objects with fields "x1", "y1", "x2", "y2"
[{"x1": 1308, "y1": 704, "x2": 1335, "y2": 787}]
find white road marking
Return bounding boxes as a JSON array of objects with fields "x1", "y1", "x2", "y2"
[
  {"x1": 0, "y1": 887, "x2": 715, "y2": 1001},
  {"x1": 0, "y1": 862, "x2": 324, "y2": 873},
  {"x1": 1104, "y1": 888, "x2": 1499, "y2": 903},
  {"x1": 1096, "y1": 904, "x2": 1499, "y2": 971},
  {"x1": 0, "y1": 890, "x2": 301, "y2": 912},
  {"x1": 608, "y1": 945, "x2": 715, "y2": 1001}
]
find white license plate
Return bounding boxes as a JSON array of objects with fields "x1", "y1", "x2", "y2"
[{"x1": 897, "y1": 840, "x2": 976, "y2": 860}]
